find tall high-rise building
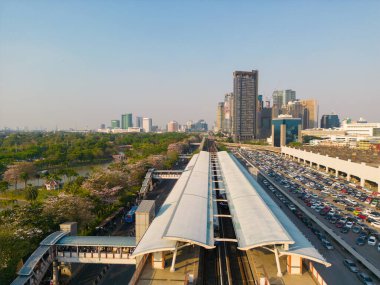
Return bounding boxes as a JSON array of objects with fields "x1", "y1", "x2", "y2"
[
  {"x1": 121, "y1": 114, "x2": 133, "y2": 129},
  {"x1": 167, "y1": 121, "x2": 179, "y2": 132},
  {"x1": 142, "y1": 117, "x2": 152, "y2": 132},
  {"x1": 272, "y1": 89, "x2": 296, "y2": 118},
  {"x1": 321, "y1": 114, "x2": 340, "y2": 129},
  {"x1": 258, "y1": 106, "x2": 272, "y2": 139},
  {"x1": 135, "y1": 116, "x2": 143, "y2": 128},
  {"x1": 215, "y1": 102, "x2": 225, "y2": 132},
  {"x1": 111, "y1": 120, "x2": 120, "y2": 129},
  {"x1": 232, "y1": 70, "x2": 259, "y2": 141},
  {"x1": 223, "y1": 93, "x2": 234, "y2": 133},
  {"x1": 300, "y1": 99, "x2": 318, "y2": 129}
]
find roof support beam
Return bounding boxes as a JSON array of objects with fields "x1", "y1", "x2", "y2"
[
  {"x1": 170, "y1": 243, "x2": 179, "y2": 272},
  {"x1": 274, "y1": 246, "x2": 283, "y2": 278}
]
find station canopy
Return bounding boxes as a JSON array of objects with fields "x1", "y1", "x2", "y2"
[{"x1": 132, "y1": 150, "x2": 330, "y2": 267}]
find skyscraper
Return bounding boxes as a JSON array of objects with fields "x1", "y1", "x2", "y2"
[
  {"x1": 215, "y1": 102, "x2": 224, "y2": 132},
  {"x1": 111, "y1": 120, "x2": 120, "y2": 129},
  {"x1": 167, "y1": 121, "x2": 179, "y2": 132},
  {"x1": 232, "y1": 70, "x2": 259, "y2": 142},
  {"x1": 121, "y1": 114, "x2": 133, "y2": 129},
  {"x1": 272, "y1": 89, "x2": 296, "y2": 118},
  {"x1": 223, "y1": 93, "x2": 234, "y2": 133},
  {"x1": 142, "y1": 117, "x2": 152, "y2": 132},
  {"x1": 135, "y1": 116, "x2": 143, "y2": 128},
  {"x1": 300, "y1": 99, "x2": 318, "y2": 129}
]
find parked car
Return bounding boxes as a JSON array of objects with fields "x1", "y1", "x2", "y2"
[
  {"x1": 368, "y1": 236, "x2": 377, "y2": 246},
  {"x1": 343, "y1": 259, "x2": 359, "y2": 273},
  {"x1": 356, "y1": 237, "x2": 366, "y2": 246},
  {"x1": 356, "y1": 272, "x2": 374, "y2": 285},
  {"x1": 322, "y1": 239, "x2": 334, "y2": 250}
]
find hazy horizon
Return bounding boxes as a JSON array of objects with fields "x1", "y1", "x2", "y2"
[{"x1": 1, "y1": 1, "x2": 379, "y2": 130}]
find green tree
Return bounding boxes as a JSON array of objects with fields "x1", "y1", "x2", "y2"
[
  {"x1": 20, "y1": 172, "x2": 30, "y2": 189},
  {"x1": 24, "y1": 185, "x2": 38, "y2": 201}
]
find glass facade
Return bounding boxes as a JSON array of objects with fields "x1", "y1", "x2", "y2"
[
  {"x1": 272, "y1": 118, "x2": 301, "y2": 147},
  {"x1": 273, "y1": 120, "x2": 282, "y2": 147}
]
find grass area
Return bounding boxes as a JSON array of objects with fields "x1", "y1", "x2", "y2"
[{"x1": 0, "y1": 187, "x2": 60, "y2": 203}]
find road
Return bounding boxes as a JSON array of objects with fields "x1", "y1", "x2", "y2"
[{"x1": 235, "y1": 151, "x2": 379, "y2": 285}]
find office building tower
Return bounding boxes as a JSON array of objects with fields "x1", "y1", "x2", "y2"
[
  {"x1": 194, "y1": 120, "x2": 208, "y2": 132},
  {"x1": 321, "y1": 114, "x2": 340, "y2": 129},
  {"x1": 121, "y1": 113, "x2": 133, "y2": 129},
  {"x1": 100, "y1": 124, "x2": 106, "y2": 129},
  {"x1": 111, "y1": 120, "x2": 120, "y2": 129},
  {"x1": 167, "y1": 121, "x2": 179, "y2": 132},
  {"x1": 272, "y1": 115, "x2": 302, "y2": 147},
  {"x1": 142, "y1": 117, "x2": 153, "y2": 132},
  {"x1": 300, "y1": 99, "x2": 318, "y2": 129},
  {"x1": 232, "y1": 70, "x2": 259, "y2": 141},
  {"x1": 223, "y1": 93, "x2": 234, "y2": 133},
  {"x1": 258, "y1": 106, "x2": 272, "y2": 139},
  {"x1": 215, "y1": 102, "x2": 225, "y2": 132},
  {"x1": 135, "y1": 116, "x2": 143, "y2": 128},
  {"x1": 272, "y1": 89, "x2": 296, "y2": 118}
]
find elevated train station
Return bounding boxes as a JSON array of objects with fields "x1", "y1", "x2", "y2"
[{"x1": 12, "y1": 148, "x2": 330, "y2": 285}]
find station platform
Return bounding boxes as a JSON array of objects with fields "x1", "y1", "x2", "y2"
[
  {"x1": 249, "y1": 248, "x2": 316, "y2": 285},
  {"x1": 137, "y1": 246, "x2": 199, "y2": 285}
]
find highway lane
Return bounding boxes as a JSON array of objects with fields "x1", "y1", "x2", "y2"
[{"x1": 234, "y1": 152, "x2": 379, "y2": 285}]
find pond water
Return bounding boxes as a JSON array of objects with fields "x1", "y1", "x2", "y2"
[{"x1": 12, "y1": 162, "x2": 111, "y2": 190}]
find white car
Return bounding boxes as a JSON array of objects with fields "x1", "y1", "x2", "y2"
[
  {"x1": 368, "y1": 236, "x2": 377, "y2": 246},
  {"x1": 345, "y1": 221, "x2": 354, "y2": 228},
  {"x1": 370, "y1": 221, "x2": 380, "y2": 228}
]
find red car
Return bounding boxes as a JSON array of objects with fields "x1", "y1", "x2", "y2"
[
  {"x1": 336, "y1": 221, "x2": 345, "y2": 228},
  {"x1": 357, "y1": 214, "x2": 367, "y2": 220}
]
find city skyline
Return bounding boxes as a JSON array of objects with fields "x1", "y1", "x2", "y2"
[{"x1": 1, "y1": 1, "x2": 380, "y2": 130}]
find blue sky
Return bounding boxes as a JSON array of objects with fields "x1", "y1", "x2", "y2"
[{"x1": 0, "y1": 1, "x2": 379, "y2": 130}]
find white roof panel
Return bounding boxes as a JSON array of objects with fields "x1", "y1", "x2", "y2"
[
  {"x1": 225, "y1": 152, "x2": 330, "y2": 266},
  {"x1": 131, "y1": 154, "x2": 200, "y2": 257},
  {"x1": 164, "y1": 151, "x2": 214, "y2": 248},
  {"x1": 217, "y1": 151, "x2": 294, "y2": 250}
]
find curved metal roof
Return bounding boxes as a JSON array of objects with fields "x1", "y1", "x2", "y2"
[
  {"x1": 132, "y1": 153, "x2": 201, "y2": 257},
  {"x1": 18, "y1": 245, "x2": 50, "y2": 276},
  {"x1": 164, "y1": 151, "x2": 214, "y2": 248},
  {"x1": 56, "y1": 236, "x2": 136, "y2": 247},
  {"x1": 40, "y1": 231, "x2": 68, "y2": 246},
  {"x1": 217, "y1": 151, "x2": 294, "y2": 250},
  {"x1": 132, "y1": 151, "x2": 214, "y2": 257},
  {"x1": 221, "y1": 152, "x2": 330, "y2": 266}
]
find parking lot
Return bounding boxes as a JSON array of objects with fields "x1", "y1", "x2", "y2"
[{"x1": 235, "y1": 148, "x2": 380, "y2": 285}]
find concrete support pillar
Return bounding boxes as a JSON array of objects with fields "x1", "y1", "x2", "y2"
[
  {"x1": 310, "y1": 161, "x2": 313, "y2": 167},
  {"x1": 52, "y1": 261, "x2": 59, "y2": 285},
  {"x1": 347, "y1": 174, "x2": 351, "y2": 182},
  {"x1": 325, "y1": 167, "x2": 329, "y2": 174},
  {"x1": 287, "y1": 255, "x2": 302, "y2": 275},
  {"x1": 360, "y1": 178, "x2": 365, "y2": 187},
  {"x1": 152, "y1": 251, "x2": 165, "y2": 269},
  {"x1": 170, "y1": 246, "x2": 178, "y2": 272},
  {"x1": 335, "y1": 169, "x2": 338, "y2": 178},
  {"x1": 317, "y1": 164, "x2": 320, "y2": 170},
  {"x1": 274, "y1": 247, "x2": 283, "y2": 277}
]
